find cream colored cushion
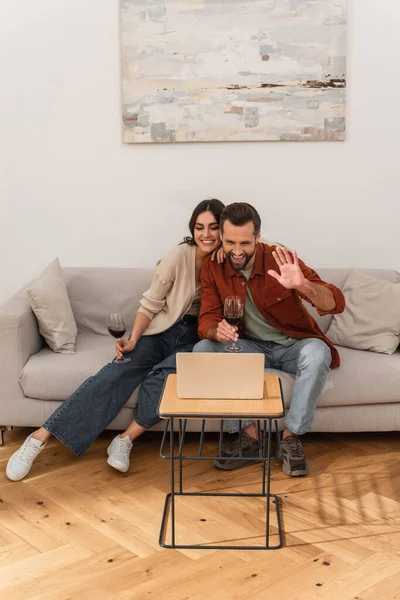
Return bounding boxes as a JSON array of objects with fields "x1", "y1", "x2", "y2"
[
  {"x1": 27, "y1": 258, "x2": 78, "y2": 354},
  {"x1": 326, "y1": 270, "x2": 400, "y2": 354}
]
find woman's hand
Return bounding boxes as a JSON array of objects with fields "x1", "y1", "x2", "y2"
[
  {"x1": 116, "y1": 338, "x2": 136, "y2": 360},
  {"x1": 211, "y1": 246, "x2": 225, "y2": 264}
]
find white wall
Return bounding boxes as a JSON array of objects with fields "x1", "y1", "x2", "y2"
[{"x1": 1, "y1": 0, "x2": 399, "y2": 305}]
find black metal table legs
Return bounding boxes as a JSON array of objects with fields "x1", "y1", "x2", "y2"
[{"x1": 159, "y1": 418, "x2": 283, "y2": 550}]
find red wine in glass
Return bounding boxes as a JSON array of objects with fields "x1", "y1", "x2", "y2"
[
  {"x1": 107, "y1": 313, "x2": 131, "y2": 364},
  {"x1": 224, "y1": 296, "x2": 244, "y2": 353},
  {"x1": 108, "y1": 327, "x2": 126, "y2": 338},
  {"x1": 225, "y1": 316, "x2": 242, "y2": 327}
]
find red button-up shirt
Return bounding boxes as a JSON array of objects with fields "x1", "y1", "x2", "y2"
[{"x1": 199, "y1": 243, "x2": 345, "y2": 368}]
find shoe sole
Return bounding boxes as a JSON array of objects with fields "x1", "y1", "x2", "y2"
[
  {"x1": 6, "y1": 453, "x2": 33, "y2": 482},
  {"x1": 282, "y1": 461, "x2": 309, "y2": 477},
  {"x1": 106, "y1": 456, "x2": 129, "y2": 473},
  {"x1": 106, "y1": 444, "x2": 130, "y2": 473},
  {"x1": 213, "y1": 453, "x2": 263, "y2": 471},
  {"x1": 6, "y1": 467, "x2": 29, "y2": 482}
]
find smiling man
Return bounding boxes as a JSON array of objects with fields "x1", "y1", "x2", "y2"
[{"x1": 195, "y1": 202, "x2": 345, "y2": 477}]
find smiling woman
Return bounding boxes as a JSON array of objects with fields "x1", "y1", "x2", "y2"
[
  {"x1": 6, "y1": 199, "x2": 225, "y2": 482},
  {"x1": 183, "y1": 198, "x2": 222, "y2": 252},
  {"x1": 194, "y1": 212, "x2": 220, "y2": 257}
]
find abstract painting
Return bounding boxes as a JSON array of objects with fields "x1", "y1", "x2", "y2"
[{"x1": 120, "y1": 0, "x2": 346, "y2": 143}]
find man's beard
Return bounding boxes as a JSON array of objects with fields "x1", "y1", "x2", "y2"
[{"x1": 226, "y1": 249, "x2": 256, "y2": 271}]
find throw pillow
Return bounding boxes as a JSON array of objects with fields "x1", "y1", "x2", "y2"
[
  {"x1": 27, "y1": 258, "x2": 78, "y2": 354},
  {"x1": 326, "y1": 270, "x2": 400, "y2": 354}
]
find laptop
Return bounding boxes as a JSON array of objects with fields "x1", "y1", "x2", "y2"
[{"x1": 176, "y1": 352, "x2": 265, "y2": 399}]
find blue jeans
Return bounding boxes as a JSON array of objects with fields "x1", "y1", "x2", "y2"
[
  {"x1": 43, "y1": 317, "x2": 199, "y2": 456},
  {"x1": 193, "y1": 338, "x2": 331, "y2": 435}
]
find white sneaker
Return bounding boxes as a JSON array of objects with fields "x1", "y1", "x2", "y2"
[
  {"x1": 6, "y1": 434, "x2": 47, "y2": 481},
  {"x1": 107, "y1": 435, "x2": 133, "y2": 473}
]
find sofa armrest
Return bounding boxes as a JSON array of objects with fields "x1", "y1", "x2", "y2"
[{"x1": 0, "y1": 287, "x2": 43, "y2": 406}]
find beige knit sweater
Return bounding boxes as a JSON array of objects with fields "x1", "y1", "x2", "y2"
[{"x1": 138, "y1": 243, "x2": 197, "y2": 336}]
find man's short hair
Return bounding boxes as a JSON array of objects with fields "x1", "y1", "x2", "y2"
[{"x1": 220, "y1": 203, "x2": 261, "y2": 236}]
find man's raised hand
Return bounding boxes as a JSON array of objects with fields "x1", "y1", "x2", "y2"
[{"x1": 268, "y1": 247, "x2": 306, "y2": 290}]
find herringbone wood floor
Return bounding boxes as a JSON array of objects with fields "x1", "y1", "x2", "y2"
[{"x1": 0, "y1": 427, "x2": 399, "y2": 600}]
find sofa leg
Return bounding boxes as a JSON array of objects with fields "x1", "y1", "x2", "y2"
[{"x1": 0, "y1": 426, "x2": 13, "y2": 446}]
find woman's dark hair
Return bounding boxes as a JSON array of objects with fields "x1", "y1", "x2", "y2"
[
  {"x1": 182, "y1": 198, "x2": 225, "y2": 245},
  {"x1": 220, "y1": 202, "x2": 261, "y2": 236}
]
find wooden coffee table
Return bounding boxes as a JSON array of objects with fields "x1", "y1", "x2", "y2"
[{"x1": 157, "y1": 374, "x2": 285, "y2": 550}]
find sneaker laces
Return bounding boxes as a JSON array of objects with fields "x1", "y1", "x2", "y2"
[
  {"x1": 284, "y1": 435, "x2": 304, "y2": 459},
  {"x1": 227, "y1": 432, "x2": 255, "y2": 452},
  {"x1": 116, "y1": 436, "x2": 132, "y2": 457},
  {"x1": 19, "y1": 439, "x2": 43, "y2": 464},
  {"x1": 228, "y1": 436, "x2": 241, "y2": 452}
]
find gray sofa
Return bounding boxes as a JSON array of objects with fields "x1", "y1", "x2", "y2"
[{"x1": 1, "y1": 266, "x2": 399, "y2": 443}]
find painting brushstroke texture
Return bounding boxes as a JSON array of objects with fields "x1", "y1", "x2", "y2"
[{"x1": 120, "y1": 0, "x2": 346, "y2": 143}]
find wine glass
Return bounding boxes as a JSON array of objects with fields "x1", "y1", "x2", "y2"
[
  {"x1": 224, "y1": 296, "x2": 244, "y2": 353},
  {"x1": 107, "y1": 313, "x2": 131, "y2": 364}
]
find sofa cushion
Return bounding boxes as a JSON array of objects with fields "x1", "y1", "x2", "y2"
[
  {"x1": 267, "y1": 345, "x2": 400, "y2": 409},
  {"x1": 20, "y1": 333, "x2": 400, "y2": 412},
  {"x1": 304, "y1": 268, "x2": 400, "y2": 334},
  {"x1": 19, "y1": 333, "x2": 138, "y2": 409},
  {"x1": 63, "y1": 267, "x2": 154, "y2": 336},
  {"x1": 27, "y1": 258, "x2": 78, "y2": 354},
  {"x1": 326, "y1": 270, "x2": 400, "y2": 354}
]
